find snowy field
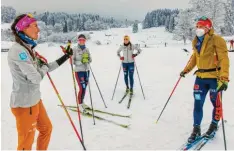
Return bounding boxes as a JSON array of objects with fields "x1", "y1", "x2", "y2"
[{"x1": 1, "y1": 27, "x2": 234, "y2": 150}]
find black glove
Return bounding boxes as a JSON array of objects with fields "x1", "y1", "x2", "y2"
[
  {"x1": 65, "y1": 47, "x2": 73, "y2": 56},
  {"x1": 180, "y1": 71, "x2": 187, "y2": 77},
  {"x1": 65, "y1": 40, "x2": 73, "y2": 56},
  {"x1": 132, "y1": 54, "x2": 138, "y2": 58}
]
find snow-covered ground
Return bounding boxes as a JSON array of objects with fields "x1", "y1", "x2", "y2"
[{"x1": 1, "y1": 27, "x2": 234, "y2": 150}]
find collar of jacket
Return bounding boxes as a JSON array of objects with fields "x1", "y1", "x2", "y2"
[
  {"x1": 77, "y1": 45, "x2": 87, "y2": 52},
  {"x1": 78, "y1": 44, "x2": 86, "y2": 50},
  {"x1": 192, "y1": 28, "x2": 214, "y2": 56},
  {"x1": 124, "y1": 42, "x2": 130, "y2": 47}
]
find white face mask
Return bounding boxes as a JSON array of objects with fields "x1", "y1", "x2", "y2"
[{"x1": 196, "y1": 28, "x2": 205, "y2": 37}]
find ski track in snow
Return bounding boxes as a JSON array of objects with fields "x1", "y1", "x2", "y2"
[{"x1": 1, "y1": 27, "x2": 234, "y2": 150}]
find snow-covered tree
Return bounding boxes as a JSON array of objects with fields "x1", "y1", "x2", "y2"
[
  {"x1": 67, "y1": 18, "x2": 73, "y2": 32},
  {"x1": 189, "y1": 0, "x2": 226, "y2": 33},
  {"x1": 1, "y1": 6, "x2": 16, "y2": 23},
  {"x1": 168, "y1": 16, "x2": 175, "y2": 32},
  {"x1": 1, "y1": 29, "x2": 14, "y2": 41},
  {"x1": 53, "y1": 23, "x2": 63, "y2": 33},
  {"x1": 165, "y1": 16, "x2": 170, "y2": 31},
  {"x1": 132, "y1": 22, "x2": 139, "y2": 33},
  {"x1": 173, "y1": 9, "x2": 195, "y2": 44},
  {"x1": 84, "y1": 19, "x2": 94, "y2": 31},
  {"x1": 142, "y1": 9, "x2": 179, "y2": 31},
  {"x1": 47, "y1": 32, "x2": 77, "y2": 43},
  {"x1": 222, "y1": 0, "x2": 234, "y2": 35}
]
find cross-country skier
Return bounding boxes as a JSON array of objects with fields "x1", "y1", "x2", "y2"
[
  {"x1": 73, "y1": 34, "x2": 92, "y2": 113},
  {"x1": 230, "y1": 39, "x2": 234, "y2": 50},
  {"x1": 8, "y1": 14, "x2": 73, "y2": 150},
  {"x1": 117, "y1": 35, "x2": 142, "y2": 95},
  {"x1": 180, "y1": 16, "x2": 230, "y2": 143}
]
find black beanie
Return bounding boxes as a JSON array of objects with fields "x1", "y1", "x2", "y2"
[{"x1": 78, "y1": 34, "x2": 86, "y2": 39}]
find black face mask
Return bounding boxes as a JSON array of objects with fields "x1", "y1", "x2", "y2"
[{"x1": 124, "y1": 42, "x2": 130, "y2": 46}]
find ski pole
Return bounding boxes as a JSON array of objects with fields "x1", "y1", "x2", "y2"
[
  {"x1": 111, "y1": 64, "x2": 121, "y2": 100},
  {"x1": 155, "y1": 54, "x2": 194, "y2": 123},
  {"x1": 89, "y1": 65, "x2": 107, "y2": 108},
  {"x1": 155, "y1": 76, "x2": 182, "y2": 124},
  {"x1": 87, "y1": 73, "x2": 96, "y2": 125},
  {"x1": 218, "y1": 92, "x2": 227, "y2": 150},
  {"x1": 46, "y1": 73, "x2": 86, "y2": 150},
  {"x1": 61, "y1": 41, "x2": 85, "y2": 142},
  {"x1": 135, "y1": 62, "x2": 146, "y2": 100}
]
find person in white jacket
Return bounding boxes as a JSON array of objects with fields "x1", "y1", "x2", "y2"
[
  {"x1": 72, "y1": 34, "x2": 92, "y2": 112},
  {"x1": 117, "y1": 35, "x2": 142, "y2": 95},
  {"x1": 8, "y1": 14, "x2": 72, "y2": 150}
]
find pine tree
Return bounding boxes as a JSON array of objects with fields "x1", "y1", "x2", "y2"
[
  {"x1": 132, "y1": 21, "x2": 139, "y2": 33},
  {"x1": 63, "y1": 18, "x2": 68, "y2": 33}
]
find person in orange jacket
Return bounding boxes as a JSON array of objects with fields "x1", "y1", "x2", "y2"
[
  {"x1": 180, "y1": 16, "x2": 230, "y2": 143},
  {"x1": 8, "y1": 14, "x2": 72, "y2": 150}
]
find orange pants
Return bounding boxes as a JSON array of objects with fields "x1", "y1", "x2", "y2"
[{"x1": 11, "y1": 100, "x2": 52, "y2": 150}]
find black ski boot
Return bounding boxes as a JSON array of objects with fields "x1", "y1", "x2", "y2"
[
  {"x1": 205, "y1": 123, "x2": 218, "y2": 138},
  {"x1": 188, "y1": 125, "x2": 201, "y2": 143},
  {"x1": 130, "y1": 88, "x2": 133, "y2": 95},
  {"x1": 126, "y1": 87, "x2": 130, "y2": 93}
]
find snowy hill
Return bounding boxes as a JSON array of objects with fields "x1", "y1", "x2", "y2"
[{"x1": 1, "y1": 27, "x2": 234, "y2": 150}]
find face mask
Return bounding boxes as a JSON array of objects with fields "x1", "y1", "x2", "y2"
[{"x1": 196, "y1": 28, "x2": 205, "y2": 37}]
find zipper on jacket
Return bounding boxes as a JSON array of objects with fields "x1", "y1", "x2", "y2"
[
  {"x1": 127, "y1": 47, "x2": 129, "y2": 63},
  {"x1": 30, "y1": 107, "x2": 32, "y2": 115}
]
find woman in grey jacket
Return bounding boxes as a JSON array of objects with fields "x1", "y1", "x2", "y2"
[
  {"x1": 73, "y1": 34, "x2": 92, "y2": 113},
  {"x1": 8, "y1": 14, "x2": 72, "y2": 150},
  {"x1": 117, "y1": 35, "x2": 142, "y2": 95}
]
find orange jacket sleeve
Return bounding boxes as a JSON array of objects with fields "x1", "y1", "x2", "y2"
[
  {"x1": 215, "y1": 36, "x2": 230, "y2": 80},
  {"x1": 183, "y1": 51, "x2": 197, "y2": 73}
]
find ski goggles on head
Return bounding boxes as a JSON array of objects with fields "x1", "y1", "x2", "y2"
[
  {"x1": 15, "y1": 14, "x2": 37, "y2": 32},
  {"x1": 195, "y1": 16, "x2": 209, "y2": 21}
]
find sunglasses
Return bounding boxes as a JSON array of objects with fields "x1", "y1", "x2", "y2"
[
  {"x1": 124, "y1": 38, "x2": 129, "y2": 41},
  {"x1": 78, "y1": 38, "x2": 86, "y2": 42}
]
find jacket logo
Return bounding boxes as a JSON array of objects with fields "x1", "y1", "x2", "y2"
[
  {"x1": 194, "y1": 94, "x2": 201, "y2": 100},
  {"x1": 194, "y1": 84, "x2": 199, "y2": 90},
  {"x1": 19, "y1": 52, "x2": 28, "y2": 61}
]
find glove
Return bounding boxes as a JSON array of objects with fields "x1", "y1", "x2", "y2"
[
  {"x1": 120, "y1": 57, "x2": 124, "y2": 60},
  {"x1": 65, "y1": 48, "x2": 73, "y2": 56},
  {"x1": 217, "y1": 77, "x2": 229, "y2": 92},
  {"x1": 60, "y1": 44, "x2": 73, "y2": 57},
  {"x1": 81, "y1": 53, "x2": 89, "y2": 64},
  {"x1": 35, "y1": 52, "x2": 48, "y2": 68},
  {"x1": 180, "y1": 70, "x2": 188, "y2": 77},
  {"x1": 132, "y1": 54, "x2": 137, "y2": 58}
]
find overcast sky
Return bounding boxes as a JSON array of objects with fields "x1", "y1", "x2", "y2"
[{"x1": 2, "y1": 0, "x2": 190, "y2": 20}]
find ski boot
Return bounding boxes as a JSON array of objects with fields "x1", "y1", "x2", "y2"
[
  {"x1": 205, "y1": 122, "x2": 218, "y2": 139},
  {"x1": 187, "y1": 125, "x2": 201, "y2": 143},
  {"x1": 79, "y1": 103, "x2": 89, "y2": 114},
  {"x1": 130, "y1": 88, "x2": 133, "y2": 95},
  {"x1": 126, "y1": 87, "x2": 130, "y2": 94}
]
